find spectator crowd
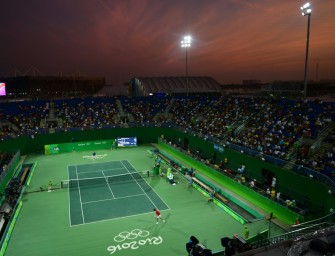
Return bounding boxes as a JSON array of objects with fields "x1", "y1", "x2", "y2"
[{"x1": 1, "y1": 95, "x2": 335, "y2": 181}]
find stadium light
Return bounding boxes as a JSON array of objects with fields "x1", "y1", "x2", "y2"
[
  {"x1": 301, "y1": 2, "x2": 312, "y2": 100},
  {"x1": 181, "y1": 35, "x2": 191, "y2": 95}
]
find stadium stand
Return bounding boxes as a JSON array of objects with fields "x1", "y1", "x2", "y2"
[{"x1": 0, "y1": 94, "x2": 335, "y2": 255}]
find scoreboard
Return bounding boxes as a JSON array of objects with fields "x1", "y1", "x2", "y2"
[
  {"x1": 0, "y1": 82, "x2": 6, "y2": 96},
  {"x1": 117, "y1": 137, "x2": 137, "y2": 147}
]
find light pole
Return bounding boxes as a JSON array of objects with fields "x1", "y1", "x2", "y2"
[
  {"x1": 181, "y1": 35, "x2": 191, "y2": 95},
  {"x1": 301, "y1": 2, "x2": 312, "y2": 100}
]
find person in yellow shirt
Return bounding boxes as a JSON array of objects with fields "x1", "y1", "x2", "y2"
[{"x1": 270, "y1": 188, "x2": 276, "y2": 200}]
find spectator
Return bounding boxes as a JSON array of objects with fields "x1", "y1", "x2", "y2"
[
  {"x1": 250, "y1": 179, "x2": 256, "y2": 189},
  {"x1": 271, "y1": 177, "x2": 276, "y2": 188},
  {"x1": 270, "y1": 188, "x2": 276, "y2": 200},
  {"x1": 285, "y1": 199, "x2": 293, "y2": 208},
  {"x1": 207, "y1": 189, "x2": 215, "y2": 202},
  {"x1": 238, "y1": 164, "x2": 246, "y2": 175},
  {"x1": 187, "y1": 168, "x2": 195, "y2": 177},
  {"x1": 266, "y1": 188, "x2": 271, "y2": 198},
  {"x1": 185, "y1": 174, "x2": 193, "y2": 188}
]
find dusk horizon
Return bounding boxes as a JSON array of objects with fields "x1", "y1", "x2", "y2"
[{"x1": 1, "y1": 1, "x2": 335, "y2": 86}]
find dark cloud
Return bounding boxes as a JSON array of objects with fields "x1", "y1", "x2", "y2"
[{"x1": 1, "y1": 0, "x2": 334, "y2": 85}]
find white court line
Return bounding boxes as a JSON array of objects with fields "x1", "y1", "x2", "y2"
[
  {"x1": 123, "y1": 160, "x2": 171, "y2": 211},
  {"x1": 67, "y1": 167, "x2": 71, "y2": 226},
  {"x1": 69, "y1": 160, "x2": 124, "y2": 167},
  {"x1": 71, "y1": 211, "x2": 156, "y2": 227},
  {"x1": 75, "y1": 164, "x2": 86, "y2": 224},
  {"x1": 69, "y1": 160, "x2": 128, "y2": 227},
  {"x1": 70, "y1": 159, "x2": 170, "y2": 227},
  {"x1": 120, "y1": 161, "x2": 162, "y2": 210},
  {"x1": 102, "y1": 171, "x2": 115, "y2": 199},
  {"x1": 77, "y1": 167, "x2": 125, "y2": 175},
  {"x1": 82, "y1": 193, "x2": 145, "y2": 204}
]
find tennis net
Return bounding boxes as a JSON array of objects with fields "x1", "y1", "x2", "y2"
[{"x1": 61, "y1": 171, "x2": 149, "y2": 188}]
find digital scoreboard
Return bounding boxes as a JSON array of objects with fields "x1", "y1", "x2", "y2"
[
  {"x1": 0, "y1": 83, "x2": 6, "y2": 96},
  {"x1": 117, "y1": 137, "x2": 137, "y2": 147}
]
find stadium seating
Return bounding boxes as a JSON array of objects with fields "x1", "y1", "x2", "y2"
[{"x1": 1, "y1": 95, "x2": 335, "y2": 182}]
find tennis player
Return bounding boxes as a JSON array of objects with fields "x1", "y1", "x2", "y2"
[
  {"x1": 92, "y1": 152, "x2": 96, "y2": 160},
  {"x1": 153, "y1": 208, "x2": 165, "y2": 224}
]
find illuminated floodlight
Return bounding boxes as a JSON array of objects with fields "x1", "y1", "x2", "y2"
[
  {"x1": 181, "y1": 36, "x2": 191, "y2": 48},
  {"x1": 300, "y1": 2, "x2": 312, "y2": 99},
  {"x1": 180, "y1": 35, "x2": 192, "y2": 95},
  {"x1": 301, "y1": 2, "x2": 311, "y2": 16},
  {"x1": 301, "y1": 3, "x2": 310, "y2": 9}
]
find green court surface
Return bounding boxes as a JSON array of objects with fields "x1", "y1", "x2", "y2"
[
  {"x1": 67, "y1": 160, "x2": 169, "y2": 226},
  {"x1": 4, "y1": 146, "x2": 286, "y2": 256}
]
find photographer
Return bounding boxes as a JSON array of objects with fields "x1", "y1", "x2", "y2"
[
  {"x1": 221, "y1": 235, "x2": 252, "y2": 256},
  {"x1": 186, "y1": 236, "x2": 212, "y2": 256}
]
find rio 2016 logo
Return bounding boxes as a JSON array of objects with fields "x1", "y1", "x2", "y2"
[
  {"x1": 83, "y1": 153, "x2": 107, "y2": 160},
  {"x1": 107, "y1": 229, "x2": 163, "y2": 254}
]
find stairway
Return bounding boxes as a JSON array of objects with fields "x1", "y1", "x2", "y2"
[{"x1": 154, "y1": 97, "x2": 175, "y2": 122}]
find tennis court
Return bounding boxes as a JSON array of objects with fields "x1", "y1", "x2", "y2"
[
  {"x1": 4, "y1": 146, "x2": 286, "y2": 256},
  {"x1": 66, "y1": 160, "x2": 169, "y2": 226}
]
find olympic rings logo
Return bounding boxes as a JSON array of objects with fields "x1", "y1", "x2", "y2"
[
  {"x1": 107, "y1": 229, "x2": 163, "y2": 254},
  {"x1": 114, "y1": 229, "x2": 150, "y2": 242}
]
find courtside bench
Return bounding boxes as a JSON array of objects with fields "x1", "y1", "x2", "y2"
[
  {"x1": 19, "y1": 167, "x2": 30, "y2": 185},
  {"x1": 192, "y1": 176, "x2": 229, "y2": 204},
  {"x1": 153, "y1": 151, "x2": 184, "y2": 175},
  {"x1": 153, "y1": 148, "x2": 229, "y2": 204}
]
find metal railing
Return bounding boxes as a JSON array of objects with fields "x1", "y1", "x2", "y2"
[
  {"x1": 0, "y1": 151, "x2": 20, "y2": 185},
  {"x1": 251, "y1": 211, "x2": 335, "y2": 248}
]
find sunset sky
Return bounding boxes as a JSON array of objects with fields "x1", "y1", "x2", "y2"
[{"x1": 1, "y1": 0, "x2": 334, "y2": 86}]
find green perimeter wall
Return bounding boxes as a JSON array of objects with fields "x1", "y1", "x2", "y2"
[
  {"x1": 44, "y1": 139, "x2": 114, "y2": 154},
  {"x1": 159, "y1": 131, "x2": 334, "y2": 218},
  {"x1": 158, "y1": 140, "x2": 300, "y2": 225},
  {"x1": 0, "y1": 127, "x2": 334, "y2": 221},
  {"x1": 0, "y1": 127, "x2": 162, "y2": 155}
]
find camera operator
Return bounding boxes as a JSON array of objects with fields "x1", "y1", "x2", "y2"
[
  {"x1": 221, "y1": 235, "x2": 252, "y2": 255},
  {"x1": 186, "y1": 235, "x2": 212, "y2": 256}
]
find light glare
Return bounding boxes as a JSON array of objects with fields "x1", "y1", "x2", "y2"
[
  {"x1": 301, "y1": 2, "x2": 312, "y2": 16},
  {"x1": 303, "y1": 3, "x2": 310, "y2": 9},
  {"x1": 181, "y1": 35, "x2": 191, "y2": 48}
]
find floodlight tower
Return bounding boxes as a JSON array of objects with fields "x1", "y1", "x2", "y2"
[
  {"x1": 181, "y1": 35, "x2": 191, "y2": 96},
  {"x1": 301, "y1": 2, "x2": 312, "y2": 100}
]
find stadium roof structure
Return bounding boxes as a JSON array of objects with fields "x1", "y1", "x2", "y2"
[{"x1": 129, "y1": 76, "x2": 222, "y2": 96}]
